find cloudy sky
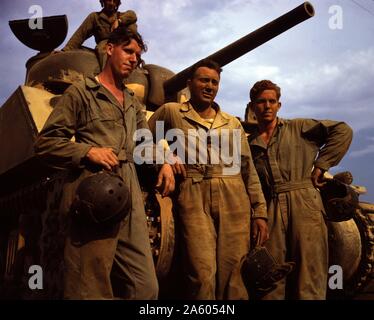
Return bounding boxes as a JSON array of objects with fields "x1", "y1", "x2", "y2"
[{"x1": 1, "y1": 0, "x2": 374, "y2": 201}]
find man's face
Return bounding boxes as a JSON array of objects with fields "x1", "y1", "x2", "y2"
[
  {"x1": 107, "y1": 39, "x2": 141, "y2": 79},
  {"x1": 252, "y1": 89, "x2": 281, "y2": 125},
  {"x1": 188, "y1": 67, "x2": 220, "y2": 107},
  {"x1": 103, "y1": 0, "x2": 119, "y2": 13}
]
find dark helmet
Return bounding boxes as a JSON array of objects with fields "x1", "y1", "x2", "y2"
[
  {"x1": 72, "y1": 171, "x2": 131, "y2": 225},
  {"x1": 241, "y1": 245, "x2": 295, "y2": 299},
  {"x1": 333, "y1": 171, "x2": 353, "y2": 185},
  {"x1": 321, "y1": 179, "x2": 359, "y2": 222}
]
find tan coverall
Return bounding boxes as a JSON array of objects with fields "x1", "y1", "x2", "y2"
[
  {"x1": 35, "y1": 77, "x2": 158, "y2": 299},
  {"x1": 148, "y1": 102, "x2": 267, "y2": 300},
  {"x1": 62, "y1": 10, "x2": 137, "y2": 68},
  {"x1": 248, "y1": 118, "x2": 353, "y2": 299}
]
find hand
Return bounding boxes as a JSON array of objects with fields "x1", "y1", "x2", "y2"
[
  {"x1": 156, "y1": 164, "x2": 175, "y2": 197},
  {"x1": 311, "y1": 167, "x2": 326, "y2": 188},
  {"x1": 111, "y1": 19, "x2": 120, "y2": 32},
  {"x1": 86, "y1": 147, "x2": 119, "y2": 171},
  {"x1": 251, "y1": 218, "x2": 269, "y2": 246},
  {"x1": 167, "y1": 153, "x2": 187, "y2": 178}
]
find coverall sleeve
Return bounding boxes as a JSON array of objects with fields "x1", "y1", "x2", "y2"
[
  {"x1": 134, "y1": 98, "x2": 150, "y2": 131},
  {"x1": 62, "y1": 13, "x2": 96, "y2": 51},
  {"x1": 34, "y1": 88, "x2": 92, "y2": 169},
  {"x1": 136, "y1": 102, "x2": 170, "y2": 167},
  {"x1": 302, "y1": 119, "x2": 353, "y2": 172},
  {"x1": 239, "y1": 122, "x2": 267, "y2": 219},
  {"x1": 147, "y1": 105, "x2": 170, "y2": 141},
  {"x1": 148, "y1": 105, "x2": 182, "y2": 168},
  {"x1": 119, "y1": 10, "x2": 138, "y2": 32}
]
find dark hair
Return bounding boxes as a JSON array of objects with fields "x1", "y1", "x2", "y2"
[
  {"x1": 107, "y1": 27, "x2": 147, "y2": 53},
  {"x1": 249, "y1": 80, "x2": 281, "y2": 102},
  {"x1": 188, "y1": 58, "x2": 222, "y2": 80},
  {"x1": 100, "y1": 0, "x2": 121, "y2": 8}
]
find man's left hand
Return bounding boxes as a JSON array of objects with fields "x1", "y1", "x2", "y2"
[
  {"x1": 311, "y1": 167, "x2": 326, "y2": 188},
  {"x1": 156, "y1": 164, "x2": 175, "y2": 197}
]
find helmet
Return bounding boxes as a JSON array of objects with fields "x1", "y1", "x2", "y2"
[
  {"x1": 241, "y1": 245, "x2": 295, "y2": 299},
  {"x1": 72, "y1": 171, "x2": 131, "y2": 225},
  {"x1": 321, "y1": 179, "x2": 359, "y2": 222},
  {"x1": 333, "y1": 171, "x2": 353, "y2": 185}
]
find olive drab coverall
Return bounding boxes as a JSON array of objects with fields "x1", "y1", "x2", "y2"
[
  {"x1": 148, "y1": 102, "x2": 267, "y2": 300},
  {"x1": 63, "y1": 10, "x2": 137, "y2": 68},
  {"x1": 35, "y1": 77, "x2": 158, "y2": 299},
  {"x1": 248, "y1": 118, "x2": 353, "y2": 300}
]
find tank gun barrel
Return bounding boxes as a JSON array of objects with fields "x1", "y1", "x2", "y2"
[{"x1": 164, "y1": 1, "x2": 315, "y2": 95}]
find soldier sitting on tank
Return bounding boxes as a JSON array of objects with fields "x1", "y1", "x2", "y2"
[
  {"x1": 34, "y1": 27, "x2": 175, "y2": 299},
  {"x1": 246, "y1": 80, "x2": 353, "y2": 299},
  {"x1": 148, "y1": 59, "x2": 268, "y2": 300},
  {"x1": 62, "y1": 0, "x2": 137, "y2": 69}
]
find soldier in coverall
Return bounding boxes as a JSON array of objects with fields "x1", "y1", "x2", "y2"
[
  {"x1": 246, "y1": 80, "x2": 353, "y2": 299},
  {"x1": 63, "y1": 0, "x2": 137, "y2": 69},
  {"x1": 148, "y1": 59, "x2": 268, "y2": 300},
  {"x1": 35, "y1": 28, "x2": 175, "y2": 299}
]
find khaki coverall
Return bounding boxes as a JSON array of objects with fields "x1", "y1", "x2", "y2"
[
  {"x1": 248, "y1": 118, "x2": 353, "y2": 299},
  {"x1": 148, "y1": 102, "x2": 267, "y2": 300},
  {"x1": 35, "y1": 77, "x2": 158, "y2": 299},
  {"x1": 63, "y1": 10, "x2": 137, "y2": 69}
]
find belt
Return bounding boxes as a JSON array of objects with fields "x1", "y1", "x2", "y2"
[
  {"x1": 186, "y1": 165, "x2": 241, "y2": 179},
  {"x1": 118, "y1": 148, "x2": 134, "y2": 163},
  {"x1": 272, "y1": 179, "x2": 314, "y2": 194}
]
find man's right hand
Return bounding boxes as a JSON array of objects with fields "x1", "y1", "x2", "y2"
[
  {"x1": 251, "y1": 218, "x2": 269, "y2": 246},
  {"x1": 86, "y1": 147, "x2": 119, "y2": 171}
]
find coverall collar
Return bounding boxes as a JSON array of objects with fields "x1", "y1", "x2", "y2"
[
  {"x1": 180, "y1": 101, "x2": 230, "y2": 130},
  {"x1": 249, "y1": 118, "x2": 285, "y2": 149},
  {"x1": 85, "y1": 76, "x2": 135, "y2": 113},
  {"x1": 98, "y1": 10, "x2": 117, "y2": 23}
]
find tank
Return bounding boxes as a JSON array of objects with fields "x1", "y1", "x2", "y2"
[{"x1": 0, "y1": 2, "x2": 373, "y2": 299}]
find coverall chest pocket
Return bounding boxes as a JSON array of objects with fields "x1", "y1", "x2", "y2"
[
  {"x1": 279, "y1": 142, "x2": 302, "y2": 160},
  {"x1": 85, "y1": 99, "x2": 123, "y2": 131}
]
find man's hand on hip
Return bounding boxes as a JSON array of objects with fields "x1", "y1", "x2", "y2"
[{"x1": 311, "y1": 167, "x2": 326, "y2": 188}]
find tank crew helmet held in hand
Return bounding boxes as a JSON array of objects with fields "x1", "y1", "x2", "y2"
[
  {"x1": 241, "y1": 245, "x2": 295, "y2": 299},
  {"x1": 71, "y1": 171, "x2": 131, "y2": 225},
  {"x1": 320, "y1": 178, "x2": 359, "y2": 222}
]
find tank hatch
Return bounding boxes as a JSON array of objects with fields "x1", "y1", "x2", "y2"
[{"x1": 9, "y1": 15, "x2": 68, "y2": 52}]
